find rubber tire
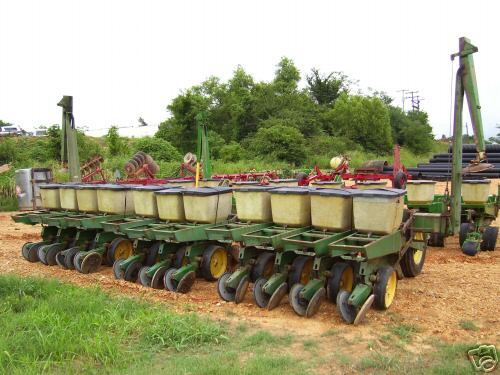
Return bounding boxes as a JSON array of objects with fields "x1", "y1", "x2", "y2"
[
  {"x1": 250, "y1": 252, "x2": 275, "y2": 283},
  {"x1": 145, "y1": 242, "x2": 162, "y2": 266},
  {"x1": 201, "y1": 245, "x2": 228, "y2": 281},
  {"x1": 217, "y1": 272, "x2": 236, "y2": 302},
  {"x1": 393, "y1": 171, "x2": 407, "y2": 189},
  {"x1": 27, "y1": 243, "x2": 44, "y2": 263},
  {"x1": 21, "y1": 242, "x2": 33, "y2": 260},
  {"x1": 46, "y1": 244, "x2": 63, "y2": 266},
  {"x1": 38, "y1": 245, "x2": 49, "y2": 265},
  {"x1": 480, "y1": 226, "x2": 498, "y2": 251},
  {"x1": 288, "y1": 256, "x2": 313, "y2": 286},
  {"x1": 289, "y1": 283, "x2": 307, "y2": 317},
  {"x1": 124, "y1": 260, "x2": 142, "y2": 282},
  {"x1": 336, "y1": 290, "x2": 357, "y2": 324},
  {"x1": 400, "y1": 246, "x2": 427, "y2": 278},
  {"x1": 327, "y1": 262, "x2": 354, "y2": 303},
  {"x1": 74, "y1": 251, "x2": 86, "y2": 272},
  {"x1": 164, "y1": 268, "x2": 178, "y2": 292},
  {"x1": 139, "y1": 266, "x2": 152, "y2": 287},
  {"x1": 112, "y1": 259, "x2": 125, "y2": 279},
  {"x1": 373, "y1": 266, "x2": 397, "y2": 310},
  {"x1": 253, "y1": 277, "x2": 270, "y2": 308},
  {"x1": 428, "y1": 233, "x2": 445, "y2": 247},
  {"x1": 459, "y1": 223, "x2": 475, "y2": 247},
  {"x1": 462, "y1": 241, "x2": 478, "y2": 256},
  {"x1": 64, "y1": 247, "x2": 81, "y2": 270}
]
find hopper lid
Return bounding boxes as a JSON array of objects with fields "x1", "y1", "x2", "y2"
[
  {"x1": 75, "y1": 184, "x2": 101, "y2": 189},
  {"x1": 155, "y1": 188, "x2": 185, "y2": 195},
  {"x1": 351, "y1": 188, "x2": 406, "y2": 198},
  {"x1": 131, "y1": 185, "x2": 169, "y2": 191},
  {"x1": 39, "y1": 183, "x2": 62, "y2": 189},
  {"x1": 183, "y1": 187, "x2": 233, "y2": 196},
  {"x1": 59, "y1": 183, "x2": 85, "y2": 189},
  {"x1": 270, "y1": 187, "x2": 312, "y2": 195},
  {"x1": 310, "y1": 188, "x2": 353, "y2": 197},
  {"x1": 463, "y1": 179, "x2": 491, "y2": 184},
  {"x1": 236, "y1": 185, "x2": 274, "y2": 192},
  {"x1": 94, "y1": 184, "x2": 133, "y2": 190},
  {"x1": 406, "y1": 180, "x2": 436, "y2": 185}
]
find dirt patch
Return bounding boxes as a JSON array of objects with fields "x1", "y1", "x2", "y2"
[{"x1": 1, "y1": 210, "x2": 499, "y2": 354}]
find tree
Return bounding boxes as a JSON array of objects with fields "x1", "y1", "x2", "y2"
[
  {"x1": 138, "y1": 117, "x2": 148, "y2": 127},
  {"x1": 249, "y1": 124, "x2": 306, "y2": 164},
  {"x1": 389, "y1": 106, "x2": 434, "y2": 154},
  {"x1": 306, "y1": 68, "x2": 352, "y2": 106},
  {"x1": 273, "y1": 57, "x2": 300, "y2": 94},
  {"x1": 330, "y1": 94, "x2": 393, "y2": 153},
  {"x1": 106, "y1": 126, "x2": 124, "y2": 156},
  {"x1": 133, "y1": 137, "x2": 181, "y2": 162}
]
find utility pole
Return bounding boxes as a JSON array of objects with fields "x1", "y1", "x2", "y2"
[
  {"x1": 405, "y1": 91, "x2": 423, "y2": 112},
  {"x1": 397, "y1": 89, "x2": 408, "y2": 111}
]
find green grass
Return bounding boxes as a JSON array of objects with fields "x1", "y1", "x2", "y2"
[
  {"x1": 458, "y1": 320, "x2": 479, "y2": 331},
  {"x1": 0, "y1": 195, "x2": 18, "y2": 211},
  {"x1": 0, "y1": 275, "x2": 226, "y2": 374},
  {"x1": 0, "y1": 275, "x2": 307, "y2": 375},
  {"x1": 389, "y1": 323, "x2": 421, "y2": 343}
]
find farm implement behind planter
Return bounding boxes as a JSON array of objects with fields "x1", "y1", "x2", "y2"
[{"x1": 297, "y1": 145, "x2": 409, "y2": 189}]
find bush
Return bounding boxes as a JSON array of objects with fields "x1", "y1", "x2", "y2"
[
  {"x1": 106, "y1": 126, "x2": 124, "y2": 157},
  {"x1": 0, "y1": 138, "x2": 18, "y2": 164},
  {"x1": 249, "y1": 125, "x2": 306, "y2": 165},
  {"x1": 133, "y1": 137, "x2": 182, "y2": 162},
  {"x1": 219, "y1": 142, "x2": 244, "y2": 162}
]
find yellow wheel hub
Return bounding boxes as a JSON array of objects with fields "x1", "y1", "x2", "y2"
[
  {"x1": 114, "y1": 240, "x2": 133, "y2": 260},
  {"x1": 341, "y1": 266, "x2": 354, "y2": 292},
  {"x1": 413, "y1": 249, "x2": 423, "y2": 264},
  {"x1": 300, "y1": 258, "x2": 314, "y2": 285},
  {"x1": 384, "y1": 271, "x2": 397, "y2": 307},
  {"x1": 209, "y1": 248, "x2": 227, "y2": 279}
]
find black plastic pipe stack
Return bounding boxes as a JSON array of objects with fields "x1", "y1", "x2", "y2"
[{"x1": 407, "y1": 144, "x2": 500, "y2": 180}]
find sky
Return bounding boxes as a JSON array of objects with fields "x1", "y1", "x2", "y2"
[{"x1": 0, "y1": 0, "x2": 499, "y2": 139}]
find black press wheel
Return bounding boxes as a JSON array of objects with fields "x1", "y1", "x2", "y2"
[
  {"x1": 151, "y1": 266, "x2": 169, "y2": 289},
  {"x1": 26, "y1": 243, "x2": 43, "y2": 263},
  {"x1": 123, "y1": 260, "x2": 142, "y2": 282},
  {"x1": 45, "y1": 243, "x2": 64, "y2": 266},
  {"x1": 113, "y1": 259, "x2": 125, "y2": 279},
  {"x1": 336, "y1": 290, "x2": 357, "y2": 324},
  {"x1": 288, "y1": 256, "x2": 314, "y2": 286},
  {"x1": 253, "y1": 277, "x2": 270, "y2": 308},
  {"x1": 373, "y1": 266, "x2": 397, "y2": 310},
  {"x1": 480, "y1": 226, "x2": 498, "y2": 251},
  {"x1": 139, "y1": 266, "x2": 152, "y2": 287},
  {"x1": 21, "y1": 242, "x2": 33, "y2": 260},
  {"x1": 400, "y1": 246, "x2": 427, "y2": 278},
  {"x1": 56, "y1": 250, "x2": 66, "y2": 268},
  {"x1": 201, "y1": 244, "x2": 228, "y2": 281},
  {"x1": 459, "y1": 223, "x2": 475, "y2": 247},
  {"x1": 289, "y1": 283, "x2": 307, "y2": 317},
  {"x1": 164, "y1": 268, "x2": 179, "y2": 292},
  {"x1": 80, "y1": 252, "x2": 102, "y2": 274},
  {"x1": 73, "y1": 251, "x2": 86, "y2": 272},
  {"x1": 327, "y1": 262, "x2": 354, "y2": 303},
  {"x1": 250, "y1": 252, "x2": 275, "y2": 283},
  {"x1": 38, "y1": 245, "x2": 49, "y2": 265},
  {"x1": 217, "y1": 272, "x2": 236, "y2": 302},
  {"x1": 64, "y1": 247, "x2": 81, "y2": 270}
]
